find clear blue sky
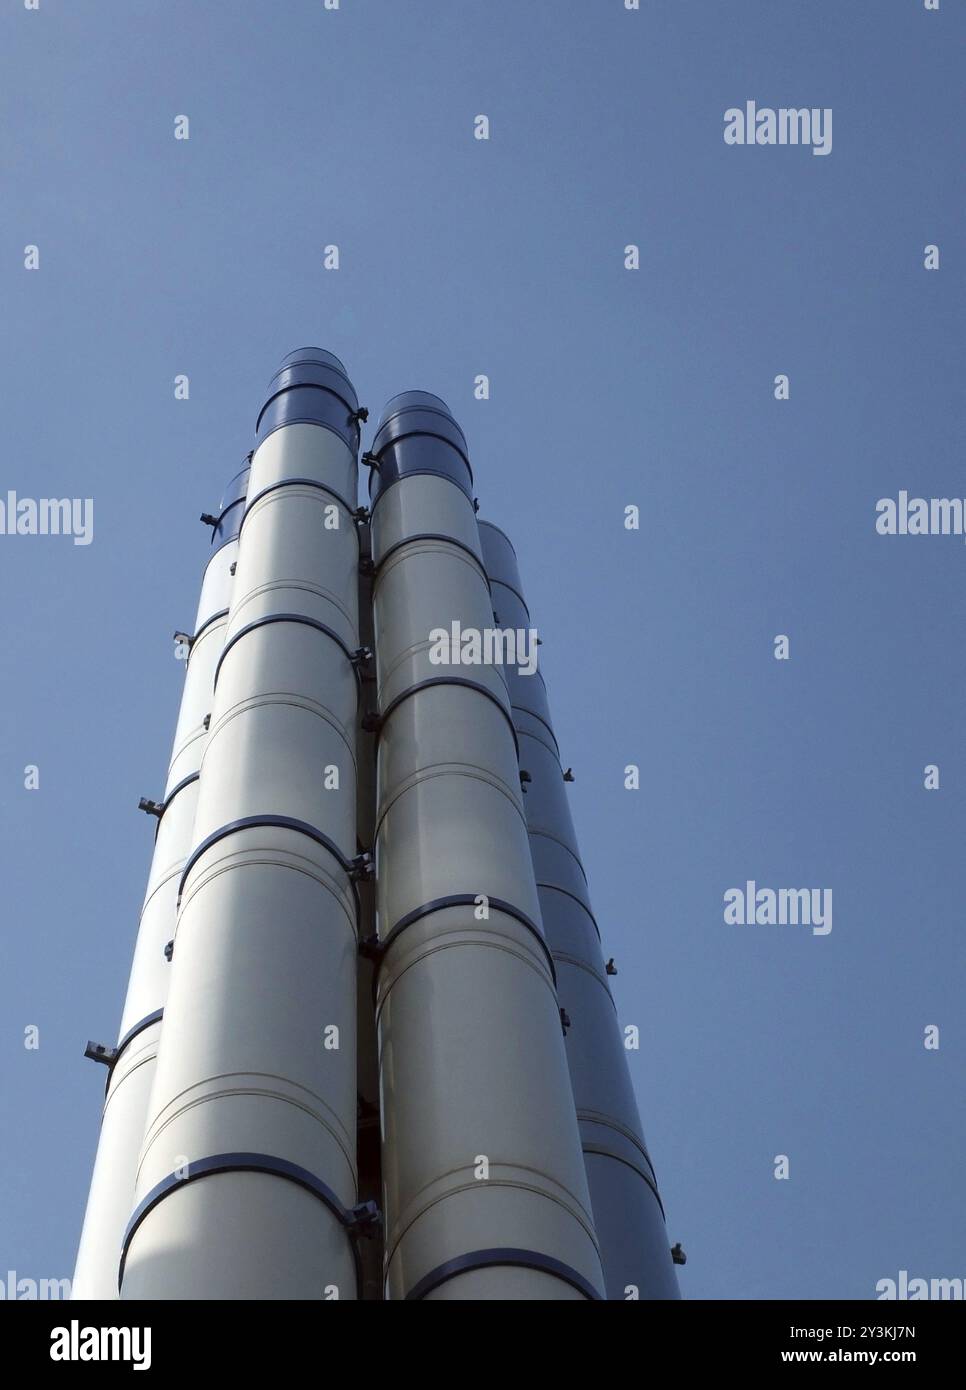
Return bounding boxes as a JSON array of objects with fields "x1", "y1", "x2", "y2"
[{"x1": 2, "y1": 0, "x2": 963, "y2": 1300}]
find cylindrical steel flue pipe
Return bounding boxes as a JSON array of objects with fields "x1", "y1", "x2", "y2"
[
  {"x1": 369, "y1": 393, "x2": 605, "y2": 1301},
  {"x1": 72, "y1": 462, "x2": 248, "y2": 1300},
  {"x1": 119, "y1": 350, "x2": 368, "y2": 1300},
  {"x1": 478, "y1": 520, "x2": 680, "y2": 1300}
]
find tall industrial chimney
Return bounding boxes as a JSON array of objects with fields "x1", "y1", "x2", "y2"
[
  {"x1": 73, "y1": 351, "x2": 679, "y2": 1301},
  {"x1": 478, "y1": 521, "x2": 680, "y2": 1300},
  {"x1": 72, "y1": 459, "x2": 249, "y2": 1298},
  {"x1": 367, "y1": 393, "x2": 605, "y2": 1299}
]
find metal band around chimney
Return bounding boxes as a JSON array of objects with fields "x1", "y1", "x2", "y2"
[
  {"x1": 208, "y1": 498, "x2": 247, "y2": 556},
  {"x1": 511, "y1": 710, "x2": 561, "y2": 758},
  {"x1": 118, "y1": 1152, "x2": 361, "y2": 1291},
  {"x1": 368, "y1": 467, "x2": 474, "y2": 517},
  {"x1": 178, "y1": 815, "x2": 359, "y2": 905},
  {"x1": 527, "y1": 828, "x2": 591, "y2": 885},
  {"x1": 535, "y1": 882, "x2": 601, "y2": 939},
  {"x1": 488, "y1": 574, "x2": 532, "y2": 618},
  {"x1": 373, "y1": 532, "x2": 486, "y2": 581},
  {"x1": 376, "y1": 677, "x2": 519, "y2": 757},
  {"x1": 101, "y1": 1009, "x2": 165, "y2": 1092},
  {"x1": 240, "y1": 476, "x2": 357, "y2": 532},
  {"x1": 212, "y1": 614, "x2": 363, "y2": 693},
  {"x1": 403, "y1": 1248, "x2": 603, "y2": 1302},
  {"x1": 376, "y1": 893, "x2": 556, "y2": 987},
  {"x1": 579, "y1": 1144, "x2": 665, "y2": 1213},
  {"x1": 190, "y1": 607, "x2": 230, "y2": 644},
  {"x1": 153, "y1": 773, "x2": 199, "y2": 828},
  {"x1": 113, "y1": 1008, "x2": 164, "y2": 1061}
]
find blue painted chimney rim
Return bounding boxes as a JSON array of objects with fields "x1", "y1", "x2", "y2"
[
  {"x1": 375, "y1": 390, "x2": 466, "y2": 441},
  {"x1": 256, "y1": 350, "x2": 359, "y2": 435},
  {"x1": 377, "y1": 389, "x2": 454, "y2": 423},
  {"x1": 269, "y1": 347, "x2": 350, "y2": 384},
  {"x1": 371, "y1": 392, "x2": 471, "y2": 475}
]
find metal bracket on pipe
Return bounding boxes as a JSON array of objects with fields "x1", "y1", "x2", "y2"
[
  {"x1": 560, "y1": 1008, "x2": 572, "y2": 1035},
  {"x1": 346, "y1": 1199, "x2": 382, "y2": 1239},
  {"x1": 563, "y1": 767, "x2": 575, "y2": 782},
  {"x1": 173, "y1": 629, "x2": 194, "y2": 652},
  {"x1": 671, "y1": 1243, "x2": 687, "y2": 1265},
  {"x1": 87, "y1": 1010, "x2": 166, "y2": 1093},
  {"x1": 163, "y1": 940, "x2": 174, "y2": 962},
  {"x1": 358, "y1": 934, "x2": 383, "y2": 962},
  {"x1": 361, "y1": 711, "x2": 382, "y2": 733},
  {"x1": 349, "y1": 406, "x2": 369, "y2": 425},
  {"x1": 350, "y1": 646, "x2": 372, "y2": 669},
  {"x1": 349, "y1": 851, "x2": 373, "y2": 883},
  {"x1": 199, "y1": 512, "x2": 219, "y2": 528},
  {"x1": 361, "y1": 450, "x2": 380, "y2": 473},
  {"x1": 605, "y1": 958, "x2": 617, "y2": 976},
  {"x1": 352, "y1": 505, "x2": 371, "y2": 524},
  {"x1": 137, "y1": 773, "x2": 200, "y2": 829}
]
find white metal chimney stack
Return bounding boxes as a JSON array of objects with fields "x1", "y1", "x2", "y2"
[
  {"x1": 74, "y1": 351, "x2": 680, "y2": 1301},
  {"x1": 72, "y1": 460, "x2": 248, "y2": 1299},
  {"x1": 117, "y1": 350, "x2": 373, "y2": 1299},
  {"x1": 366, "y1": 393, "x2": 605, "y2": 1299},
  {"x1": 478, "y1": 521, "x2": 681, "y2": 1300}
]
